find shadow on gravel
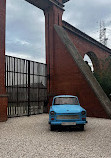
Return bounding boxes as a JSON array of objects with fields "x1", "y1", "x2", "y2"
[{"x1": 51, "y1": 126, "x2": 85, "y2": 132}]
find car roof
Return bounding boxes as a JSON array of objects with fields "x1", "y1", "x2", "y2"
[{"x1": 53, "y1": 95, "x2": 78, "y2": 99}]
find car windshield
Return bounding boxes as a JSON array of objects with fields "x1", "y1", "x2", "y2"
[{"x1": 54, "y1": 97, "x2": 79, "y2": 105}]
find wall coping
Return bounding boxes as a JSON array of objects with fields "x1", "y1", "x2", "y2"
[{"x1": 62, "y1": 20, "x2": 111, "y2": 54}]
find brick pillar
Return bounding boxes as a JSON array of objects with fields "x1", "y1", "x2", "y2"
[
  {"x1": 0, "y1": 0, "x2": 8, "y2": 122},
  {"x1": 44, "y1": 2, "x2": 64, "y2": 110}
]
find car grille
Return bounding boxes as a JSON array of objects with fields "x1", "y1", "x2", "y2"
[{"x1": 56, "y1": 115, "x2": 79, "y2": 120}]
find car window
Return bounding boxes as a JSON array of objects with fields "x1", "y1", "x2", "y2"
[{"x1": 54, "y1": 97, "x2": 79, "y2": 105}]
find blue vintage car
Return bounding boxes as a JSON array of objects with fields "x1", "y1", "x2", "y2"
[{"x1": 49, "y1": 95, "x2": 87, "y2": 131}]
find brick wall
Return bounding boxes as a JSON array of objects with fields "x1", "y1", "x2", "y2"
[
  {"x1": 44, "y1": 1, "x2": 110, "y2": 118},
  {"x1": 53, "y1": 26, "x2": 109, "y2": 118},
  {"x1": 63, "y1": 22, "x2": 110, "y2": 70}
]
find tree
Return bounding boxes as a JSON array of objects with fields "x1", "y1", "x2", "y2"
[{"x1": 93, "y1": 56, "x2": 111, "y2": 99}]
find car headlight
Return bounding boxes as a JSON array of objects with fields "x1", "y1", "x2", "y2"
[
  {"x1": 50, "y1": 111, "x2": 55, "y2": 115},
  {"x1": 81, "y1": 111, "x2": 86, "y2": 115}
]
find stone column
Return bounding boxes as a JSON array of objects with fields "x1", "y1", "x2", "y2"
[
  {"x1": 44, "y1": 2, "x2": 64, "y2": 110},
  {"x1": 0, "y1": 0, "x2": 8, "y2": 121},
  {"x1": 44, "y1": 2, "x2": 64, "y2": 92}
]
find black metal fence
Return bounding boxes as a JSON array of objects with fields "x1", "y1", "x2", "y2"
[{"x1": 5, "y1": 55, "x2": 47, "y2": 117}]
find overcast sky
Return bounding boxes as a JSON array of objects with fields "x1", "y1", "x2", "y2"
[{"x1": 6, "y1": 0, "x2": 111, "y2": 63}]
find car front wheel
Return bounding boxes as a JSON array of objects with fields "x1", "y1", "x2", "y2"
[
  {"x1": 78, "y1": 124, "x2": 84, "y2": 131},
  {"x1": 50, "y1": 125, "x2": 55, "y2": 131}
]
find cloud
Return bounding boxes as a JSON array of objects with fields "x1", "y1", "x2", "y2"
[
  {"x1": 6, "y1": 0, "x2": 45, "y2": 62},
  {"x1": 6, "y1": 51, "x2": 45, "y2": 63},
  {"x1": 6, "y1": 0, "x2": 111, "y2": 63},
  {"x1": 63, "y1": 0, "x2": 111, "y2": 47},
  {"x1": 64, "y1": 0, "x2": 111, "y2": 29}
]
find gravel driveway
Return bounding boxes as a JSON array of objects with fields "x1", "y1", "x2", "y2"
[{"x1": 0, "y1": 114, "x2": 111, "y2": 158}]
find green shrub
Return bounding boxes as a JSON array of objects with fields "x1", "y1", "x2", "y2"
[{"x1": 93, "y1": 57, "x2": 111, "y2": 98}]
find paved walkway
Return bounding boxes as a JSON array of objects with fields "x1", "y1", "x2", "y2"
[{"x1": 0, "y1": 114, "x2": 111, "y2": 158}]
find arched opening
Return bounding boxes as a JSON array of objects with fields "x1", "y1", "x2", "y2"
[
  {"x1": 6, "y1": 0, "x2": 45, "y2": 63},
  {"x1": 84, "y1": 54, "x2": 94, "y2": 72},
  {"x1": 5, "y1": 0, "x2": 47, "y2": 117},
  {"x1": 84, "y1": 52, "x2": 100, "y2": 72}
]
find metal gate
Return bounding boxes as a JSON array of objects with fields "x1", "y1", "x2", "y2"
[{"x1": 5, "y1": 55, "x2": 47, "y2": 117}]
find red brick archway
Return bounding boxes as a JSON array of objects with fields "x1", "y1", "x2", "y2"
[{"x1": 0, "y1": 0, "x2": 111, "y2": 121}]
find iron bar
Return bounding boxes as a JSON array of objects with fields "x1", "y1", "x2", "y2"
[{"x1": 5, "y1": 55, "x2": 47, "y2": 118}]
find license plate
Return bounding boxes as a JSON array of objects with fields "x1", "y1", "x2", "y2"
[{"x1": 61, "y1": 122, "x2": 76, "y2": 126}]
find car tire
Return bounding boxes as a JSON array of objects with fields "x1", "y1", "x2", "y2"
[
  {"x1": 50, "y1": 125, "x2": 55, "y2": 131},
  {"x1": 79, "y1": 125, "x2": 84, "y2": 131}
]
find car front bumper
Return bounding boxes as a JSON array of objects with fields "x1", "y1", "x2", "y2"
[{"x1": 49, "y1": 120, "x2": 88, "y2": 125}]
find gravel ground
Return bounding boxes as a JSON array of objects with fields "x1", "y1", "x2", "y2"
[{"x1": 0, "y1": 114, "x2": 111, "y2": 158}]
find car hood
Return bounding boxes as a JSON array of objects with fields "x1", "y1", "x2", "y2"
[{"x1": 51, "y1": 105, "x2": 85, "y2": 113}]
